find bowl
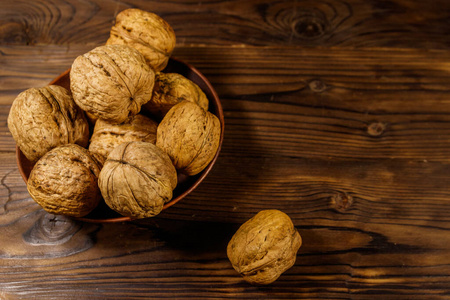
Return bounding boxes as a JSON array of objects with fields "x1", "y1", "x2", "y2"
[{"x1": 16, "y1": 57, "x2": 224, "y2": 223}]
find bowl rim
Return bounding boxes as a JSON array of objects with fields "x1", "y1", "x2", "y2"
[{"x1": 16, "y1": 57, "x2": 224, "y2": 223}]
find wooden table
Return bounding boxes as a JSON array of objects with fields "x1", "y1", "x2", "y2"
[{"x1": 1, "y1": 1, "x2": 450, "y2": 299}]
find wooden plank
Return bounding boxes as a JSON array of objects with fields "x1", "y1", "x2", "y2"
[
  {"x1": 2, "y1": 46, "x2": 450, "y2": 160},
  {"x1": 160, "y1": 154, "x2": 450, "y2": 227},
  {"x1": 3, "y1": 148, "x2": 450, "y2": 227},
  {"x1": 1, "y1": 45, "x2": 449, "y2": 104},
  {"x1": 216, "y1": 98, "x2": 450, "y2": 161},
  {"x1": 172, "y1": 46, "x2": 450, "y2": 101},
  {"x1": 4, "y1": 95, "x2": 450, "y2": 161},
  {"x1": 1, "y1": 0, "x2": 450, "y2": 49}
]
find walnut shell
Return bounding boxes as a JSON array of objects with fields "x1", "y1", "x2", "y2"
[
  {"x1": 27, "y1": 144, "x2": 102, "y2": 217},
  {"x1": 144, "y1": 72, "x2": 209, "y2": 120},
  {"x1": 106, "y1": 8, "x2": 176, "y2": 72},
  {"x1": 156, "y1": 101, "x2": 221, "y2": 176},
  {"x1": 7, "y1": 85, "x2": 89, "y2": 163},
  {"x1": 227, "y1": 210, "x2": 302, "y2": 285},
  {"x1": 89, "y1": 114, "x2": 158, "y2": 160},
  {"x1": 98, "y1": 141, "x2": 177, "y2": 219},
  {"x1": 70, "y1": 44, "x2": 155, "y2": 124}
]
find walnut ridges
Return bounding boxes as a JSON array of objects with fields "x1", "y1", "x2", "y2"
[
  {"x1": 27, "y1": 144, "x2": 102, "y2": 218},
  {"x1": 156, "y1": 101, "x2": 221, "y2": 176},
  {"x1": 98, "y1": 141, "x2": 177, "y2": 219},
  {"x1": 7, "y1": 85, "x2": 89, "y2": 163},
  {"x1": 106, "y1": 8, "x2": 176, "y2": 72},
  {"x1": 89, "y1": 114, "x2": 158, "y2": 160},
  {"x1": 227, "y1": 210, "x2": 302, "y2": 285},
  {"x1": 70, "y1": 44, "x2": 155, "y2": 124},
  {"x1": 145, "y1": 72, "x2": 209, "y2": 120}
]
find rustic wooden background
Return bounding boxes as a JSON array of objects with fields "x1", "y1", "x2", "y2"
[{"x1": 1, "y1": 0, "x2": 450, "y2": 299}]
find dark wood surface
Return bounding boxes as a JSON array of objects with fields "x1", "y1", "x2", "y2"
[{"x1": 1, "y1": 1, "x2": 450, "y2": 299}]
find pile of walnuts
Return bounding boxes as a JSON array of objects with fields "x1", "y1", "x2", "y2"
[
  {"x1": 8, "y1": 8, "x2": 303, "y2": 286},
  {"x1": 8, "y1": 8, "x2": 221, "y2": 219}
]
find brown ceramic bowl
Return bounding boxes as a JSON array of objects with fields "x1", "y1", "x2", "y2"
[{"x1": 16, "y1": 57, "x2": 224, "y2": 223}]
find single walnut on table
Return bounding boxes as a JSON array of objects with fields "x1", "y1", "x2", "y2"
[
  {"x1": 227, "y1": 210, "x2": 302, "y2": 285},
  {"x1": 89, "y1": 114, "x2": 158, "y2": 160},
  {"x1": 156, "y1": 101, "x2": 221, "y2": 176},
  {"x1": 98, "y1": 141, "x2": 177, "y2": 219},
  {"x1": 27, "y1": 144, "x2": 103, "y2": 218},
  {"x1": 144, "y1": 72, "x2": 209, "y2": 120},
  {"x1": 7, "y1": 85, "x2": 89, "y2": 163},
  {"x1": 107, "y1": 8, "x2": 176, "y2": 72},
  {"x1": 70, "y1": 44, "x2": 155, "y2": 124}
]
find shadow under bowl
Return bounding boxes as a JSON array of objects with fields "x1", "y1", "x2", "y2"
[{"x1": 16, "y1": 57, "x2": 224, "y2": 223}]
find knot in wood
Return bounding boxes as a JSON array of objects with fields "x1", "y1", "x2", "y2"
[
  {"x1": 23, "y1": 213, "x2": 81, "y2": 245},
  {"x1": 40, "y1": 214, "x2": 75, "y2": 236},
  {"x1": 367, "y1": 122, "x2": 387, "y2": 137},
  {"x1": 292, "y1": 13, "x2": 328, "y2": 39},
  {"x1": 0, "y1": 21, "x2": 34, "y2": 45},
  {"x1": 309, "y1": 79, "x2": 327, "y2": 92},
  {"x1": 331, "y1": 192, "x2": 353, "y2": 212}
]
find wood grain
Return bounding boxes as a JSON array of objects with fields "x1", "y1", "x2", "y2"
[
  {"x1": 1, "y1": 0, "x2": 450, "y2": 298},
  {"x1": 2, "y1": 45, "x2": 450, "y2": 104},
  {"x1": 1, "y1": 0, "x2": 450, "y2": 48},
  {"x1": 1, "y1": 43, "x2": 450, "y2": 297}
]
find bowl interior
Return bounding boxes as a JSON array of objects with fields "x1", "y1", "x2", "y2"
[{"x1": 16, "y1": 57, "x2": 224, "y2": 223}]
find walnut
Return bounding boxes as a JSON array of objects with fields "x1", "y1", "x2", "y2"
[
  {"x1": 27, "y1": 144, "x2": 102, "y2": 217},
  {"x1": 89, "y1": 114, "x2": 158, "y2": 160},
  {"x1": 70, "y1": 44, "x2": 155, "y2": 124},
  {"x1": 106, "y1": 8, "x2": 176, "y2": 72},
  {"x1": 156, "y1": 101, "x2": 221, "y2": 176},
  {"x1": 227, "y1": 210, "x2": 302, "y2": 285},
  {"x1": 144, "y1": 72, "x2": 209, "y2": 120},
  {"x1": 7, "y1": 85, "x2": 89, "y2": 163},
  {"x1": 98, "y1": 141, "x2": 177, "y2": 218}
]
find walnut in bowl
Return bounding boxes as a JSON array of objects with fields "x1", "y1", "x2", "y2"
[
  {"x1": 27, "y1": 144, "x2": 102, "y2": 218},
  {"x1": 106, "y1": 8, "x2": 176, "y2": 72},
  {"x1": 156, "y1": 101, "x2": 221, "y2": 176},
  {"x1": 99, "y1": 141, "x2": 177, "y2": 219},
  {"x1": 88, "y1": 114, "x2": 158, "y2": 161},
  {"x1": 70, "y1": 44, "x2": 155, "y2": 124},
  {"x1": 144, "y1": 72, "x2": 209, "y2": 120},
  {"x1": 8, "y1": 85, "x2": 89, "y2": 163}
]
